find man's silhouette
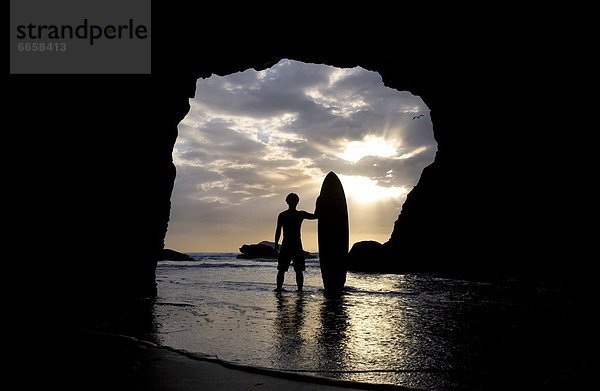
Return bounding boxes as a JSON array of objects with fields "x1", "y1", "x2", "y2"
[{"x1": 274, "y1": 193, "x2": 317, "y2": 292}]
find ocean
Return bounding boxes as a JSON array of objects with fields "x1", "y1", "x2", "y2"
[{"x1": 129, "y1": 253, "x2": 579, "y2": 390}]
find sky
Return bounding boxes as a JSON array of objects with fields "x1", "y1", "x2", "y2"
[{"x1": 166, "y1": 59, "x2": 436, "y2": 252}]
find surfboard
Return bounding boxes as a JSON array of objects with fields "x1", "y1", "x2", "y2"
[{"x1": 316, "y1": 172, "x2": 349, "y2": 293}]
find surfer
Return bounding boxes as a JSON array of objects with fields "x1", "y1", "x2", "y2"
[{"x1": 274, "y1": 193, "x2": 318, "y2": 292}]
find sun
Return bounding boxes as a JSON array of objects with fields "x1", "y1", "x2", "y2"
[
  {"x1": 338, "y1": 175, "x2": 408, "y2": 203},
  {"x1": 337, "y1": 135, "x2": 398, "y2": 163}
]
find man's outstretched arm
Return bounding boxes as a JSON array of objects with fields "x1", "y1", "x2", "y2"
[{"x1": 301, "y1": 210, "x2": 318, "y2": 220}]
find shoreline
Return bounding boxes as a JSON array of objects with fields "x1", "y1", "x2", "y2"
[{"x1": 81, "y1": 331, "x2": 417, "y2": 391}]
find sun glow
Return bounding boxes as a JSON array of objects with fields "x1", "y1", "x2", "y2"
[
  {"x1": 339, "y1": 175, "x2": 408, "y2": 203},
  {"x1": 337, "y1": 136, "x2": 398, "y2": 163}
]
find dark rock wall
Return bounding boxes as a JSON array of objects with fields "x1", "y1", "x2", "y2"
[{"x1": 9, "y1": 9, "x2": 592, "y2": 317}]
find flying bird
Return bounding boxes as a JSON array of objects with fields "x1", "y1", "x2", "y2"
[{"x1": 412, "y1": 114, "x2": 424, "y2": 120}]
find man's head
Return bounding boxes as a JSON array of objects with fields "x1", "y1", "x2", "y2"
[{"x1": 285, "y1": 193, "x2": 299, "y2": 207}]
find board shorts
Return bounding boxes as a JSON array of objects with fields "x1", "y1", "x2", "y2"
[{"x1": 277, "y1": 244, "x2": 306, "y2": 272}]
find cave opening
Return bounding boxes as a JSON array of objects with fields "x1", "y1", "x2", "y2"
[{"x1": 165, "y1": 59, "x2": 437, "y2": 255}]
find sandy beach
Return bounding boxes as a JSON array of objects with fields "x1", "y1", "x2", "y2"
[{"x1": 76, "y1": 332, "x2": 409, "y2": 391}]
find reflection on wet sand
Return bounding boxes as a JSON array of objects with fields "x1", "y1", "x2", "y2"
[
  {"x1": 273, "y1": 293, "x2": 307, "y2": 368},
  {"x1": 269, "y1": 282, "x2": 439, "y2": 387},
  {"x1": 272, "y1": 292, "x2": 352, "y2": 377},
  {"x1": 316, "y1": 295, "x2": 349, "y2": 376}
]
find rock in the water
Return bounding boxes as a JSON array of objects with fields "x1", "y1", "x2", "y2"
[
  {"x1": 161, "y1": 249, "x2": 194, "y2": 262},
  {"x1": 237, "y1": 241, "x2": 317, "y2": 259},
  {"x1": 347, "y1": 241, "x2": 391, "y2": 272},
  {"x1": 237, "y1": 243, "x2": 278, "y2": 259},
  {"x1": 258, "y1": 240, "x2": 277, "y2": 248}
]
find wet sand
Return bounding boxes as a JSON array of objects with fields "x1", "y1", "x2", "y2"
[{"x1": 75, "y1": 332, "x2": 412, "y2": 391}]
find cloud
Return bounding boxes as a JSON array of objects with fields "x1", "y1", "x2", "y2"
[{"x1": 167, "y1": 59, "x2": 437, "y2": 252}]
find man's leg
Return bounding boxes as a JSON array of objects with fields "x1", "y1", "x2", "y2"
[
  {"x1": 295, "y1": 271, "x2": 303, "y2": 292},
  {"x1": 276, "y1": 251, "x2": 290, "y2": 292},
  {"x1": 294, "y1": 254, "x2": 305, "y2": 292},
  {"x1": 276, "y1": 270, "x2": 285, "y2": 291}
]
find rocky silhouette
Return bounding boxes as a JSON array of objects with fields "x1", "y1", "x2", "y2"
[
  {"x1": 160, "y1": 249, "x2": 194, "y2": 262},
  {"x1": 237, "y1": 242, "x2": 278, "y2": 259},
  {"x1": 347, "y1": 241, "x2": 391, "y2": 272},
  {"x1": 238, "y1": 241, "x2": 315, "y2": 259}
]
